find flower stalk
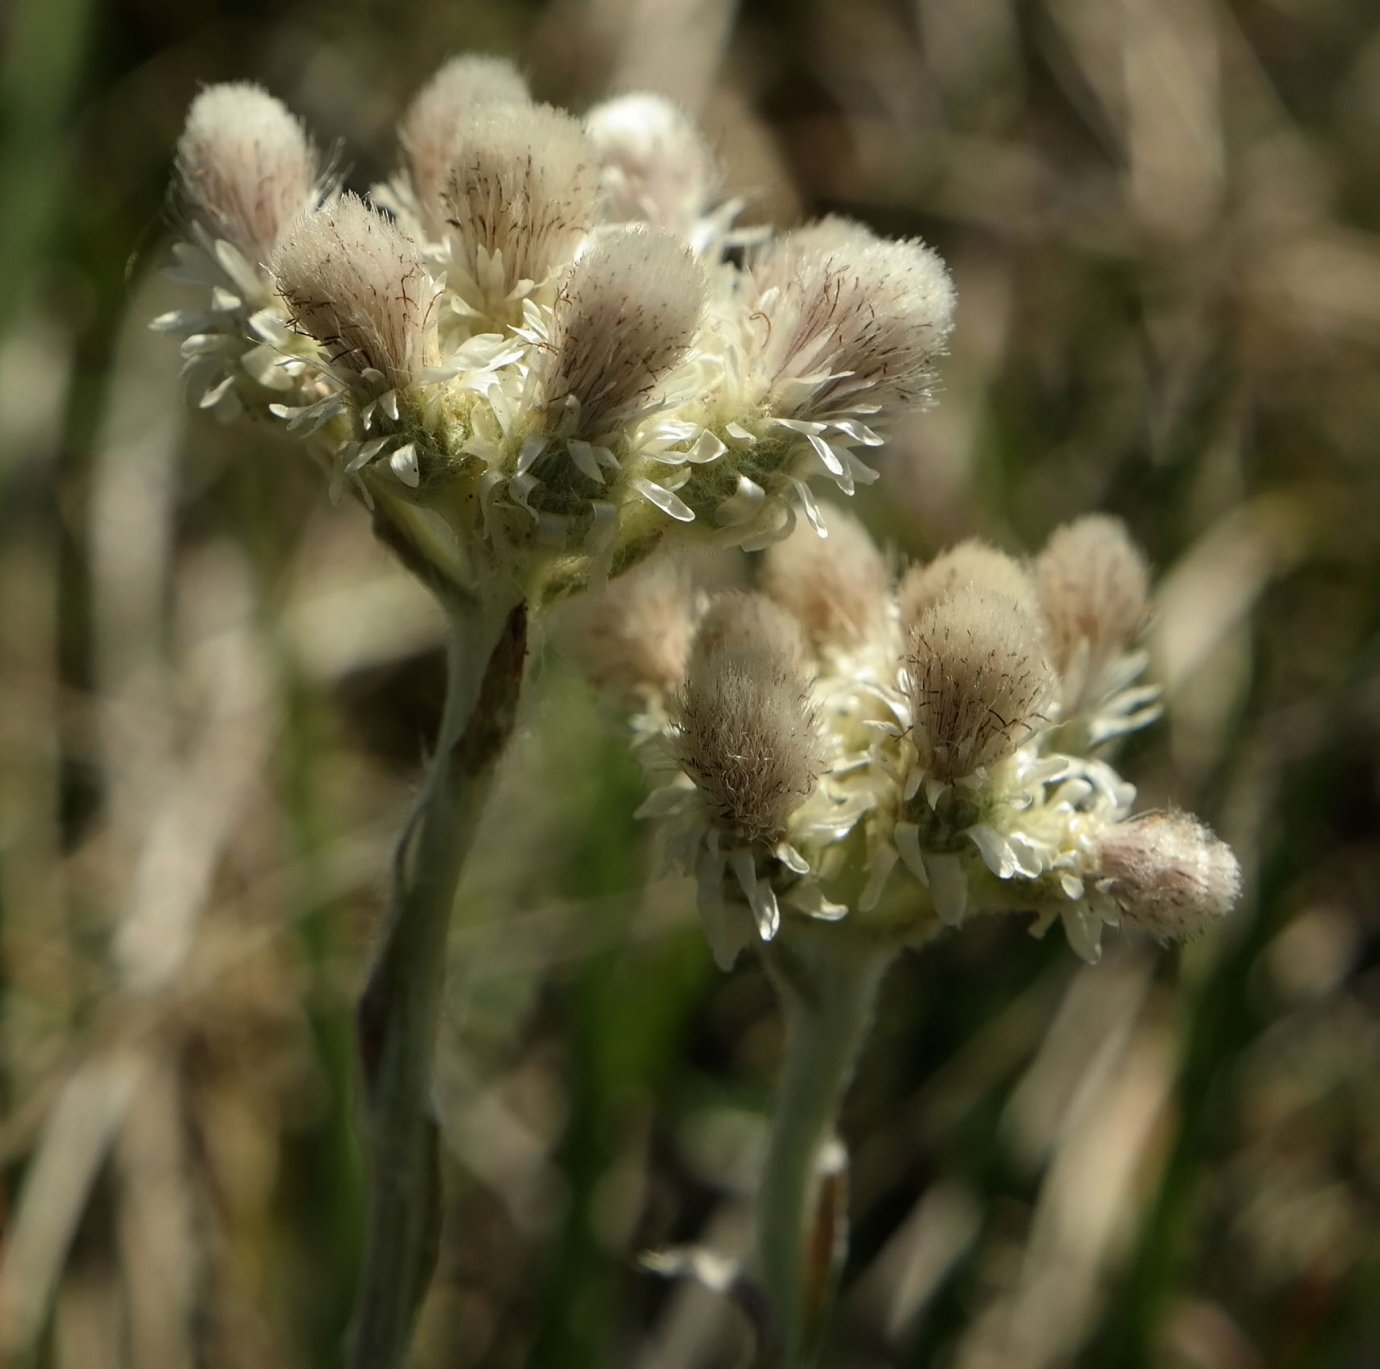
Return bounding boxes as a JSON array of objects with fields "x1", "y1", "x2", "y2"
[
  {"x1": 757, "y1": 931, "x2": 890, "y2": 1368},
  {"x1": 580, "y1": 510, "x2": 1242, "y2": 1361},
  {"x1": 349, "y1": 591, "x2": 528, "y2": 1369},
  {"x1": 154, "y1": 63, "x2": 1243, "y2": 1369}
]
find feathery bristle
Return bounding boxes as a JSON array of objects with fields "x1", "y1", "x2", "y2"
[
  {"x1": 1096, "y1": 811, "x2": 1242, "y2": 941},
  {"x1": 272, "y1": 195, "x2": 438, "y2": 387},
  {"x1": 905, "y1": 587, "x2": 1054, "y2": 781},
  {"x1": 749, "y1": 232, "x2": 955, "y2": 422},
  {"x1": 536, "y1": 227, "x2": 704, "y2": 436},
  {"x1": 898, "y1": 540, "x2": 1037, "y2": 629},
  {"x1": 177, "y1": 83, "x2": 320, "y2": 263},
  {"x1": 679, "y1": 599, "x2": 824, "y2": 842},
  {"x1": 762, "y1": 506, "x2": 890, "y2": 652},
  {"x1": 400, "y1": 55, "x2": 530, "y2": 211},
  {"x1": 441, "y1": 102, "x2": 597, "y2": 305}
]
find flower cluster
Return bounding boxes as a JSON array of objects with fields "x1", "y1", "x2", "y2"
[
  {"x1": 576, "y1": 511, "x2": 1241, "y2": 967},
  {"x1": 156, "y1": 60, "x2": 954, "y2": 605}
]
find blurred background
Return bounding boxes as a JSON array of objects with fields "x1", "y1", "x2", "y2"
[{"x1": 2, "y1": 0, "x2": 1379, "y2": 1365}]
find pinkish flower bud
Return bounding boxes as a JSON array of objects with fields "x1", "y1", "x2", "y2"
[
  {"x1": 176, "y1": 83, "x2": 320, "y2": 263},
  {"x1": 1035, "y1": 514, "x2": 1151, "y2": 681},
  {"x1": 1095, "y1": 811, "x2": 1241, "y2": 941},
  {"x1": 585, "y1": 93, "x2": 717, "y2": 236},
  {"x1": 749, "y1": 231, "x2": 955, "y2": 423},
  {"x1": 400, "y1": 54, "x2": 530, "y2": 211},
  {"x1": 570, "y1": 559, "x2": 697, "y2": 704}
]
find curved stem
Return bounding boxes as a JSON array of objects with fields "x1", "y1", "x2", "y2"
[
  {"x1": 348, "y1": 593, "x2": 528, "y2": 1369},
  {"x1": 757, "y1": 933, "x2": 889, "y2": 1369}
]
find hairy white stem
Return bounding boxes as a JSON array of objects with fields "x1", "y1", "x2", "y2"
[
  {"x1": 757, "y1": 932, "x2": 890, "y2": 1368},
  {"x1": 348, "y1": 591, "x2": 528, "y2": 1369}
]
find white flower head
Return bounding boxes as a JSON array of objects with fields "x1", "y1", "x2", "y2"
[
  {"x1": 272, "y1": 194, "x2": 440, "y2": 390},
  {"x1": 567, "y1": 557, "x2": 697, "y2": 707},
  {"x1": 762, "y1": 504, "x2": 892, "y2": 654},
  {"x1": 692, "y1": 590, "x2": 810, "y2": 673},
  {"x1": 399, "y1": 54, "x2": 531, "y2": 214},
  {"x1": 176, "y1": 82, "x2": 322, "y2": 266},
  {"x1": 905, "y1": 587, "x2": 1054, "y2": 783},
  {"x1": 585, "y1": 93, "x2": 718, "y2": 238},
  {"x1": 1094, "y1": 810, "x2": 1241, "y2": 942},
  {"x1": 440, "y1": 102, "x2": 598, "y2": 315},
  {"x1": 898, "y1": 539, "x2": 1037, "y2": 630},
  {"x1": 535, "y1": 226, "x2": 705, "y2": 438},
  {"x1": 748, "y1": 230, "x2": 955, "y2": 424},
  {"x1": 1036, "y1": 514, "x2": 1151, "y2": 681},
  {"x1": 678, "y1": 597, "x2": 825, "y2": 844},
  {"x1": 160, "y1": 72, "x2": 966, "y2": 612},
  {"x1": 1034, "y1": 514, "x2": 1160, "y2": 742}
]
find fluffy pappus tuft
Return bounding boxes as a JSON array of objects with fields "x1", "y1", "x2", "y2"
[
  {"x1": 441, "y1": 102, "x2": 597, "y2": 308},
  {"x1": 536, "y1": 227, "x2": 705, "y2": 436},
  {"x1": 770, "y1": 214, "x2": 879, "y2": 255},
  {"x1": 678, "y1": 603, "x2": 825, "y2": 843},
  {"x1": 1094, "y1": 811, "x2": 1241, "y2": 941},
  {"x1": 400, "y1": 55, "x2": 530, "y2": 212},
  {"x1": 898, "y1": 539, "x2": 1037, "y2": 629},
  {"x1": 1035, "y1": 514, "x2": 1151, "y2": 680},
  {"x1": 568, "y1": 559, "x2": 697, "y2": 704},
  {"x1": 762, "y1": 506, "x2": 890, "y2": 653},
  {"x1": 905, "y1": 587, "x2": 1054, "y2": 781},
  {"x1": 176, "y1": 83, "x2": 321, "y2": 264},
  {"x1": 585, "y1": 93, "x2": 718, "y2": 237},
  {"x1": 691, "y1": 591, "x2": 811, "y2": 673},
  {"x1": 749, "y1": 232, "x2": 955, "y2": 423},
  {"x1": 272, "y1": 194, "x2": 439, "y2": 388}
]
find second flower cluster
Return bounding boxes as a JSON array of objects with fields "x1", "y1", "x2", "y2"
[{"x1": 575, "y1": 511, "x2": 1239, "y2": 968}]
